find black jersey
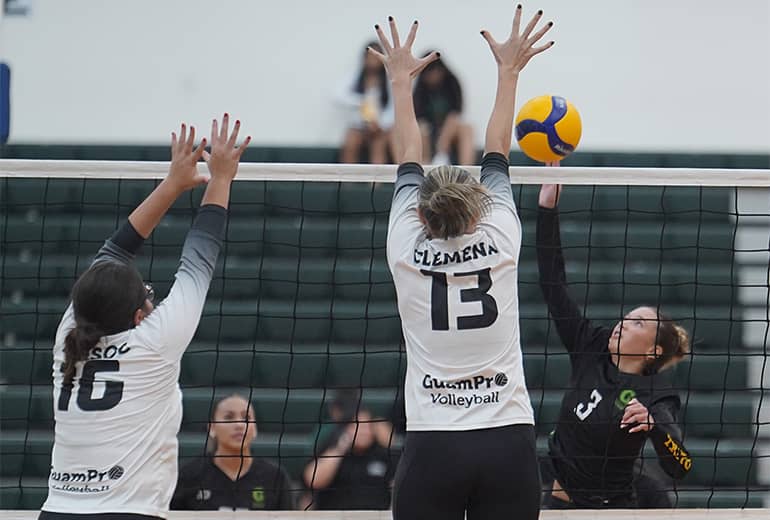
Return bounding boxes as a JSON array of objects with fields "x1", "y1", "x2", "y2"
[
  {"x1": 170, "y1": 457, "x2": 294, "y2": 511},
  {"x1": 314, "y1": 443, "x2": 397, "y2": 510},
  {"x1": 537, "y1": 206, "x2": 692, "y2": 507}
]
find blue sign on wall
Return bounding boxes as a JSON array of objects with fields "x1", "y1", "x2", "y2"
[{"x1": 0, "y1": 63, "x2": 9, "y2": 144}]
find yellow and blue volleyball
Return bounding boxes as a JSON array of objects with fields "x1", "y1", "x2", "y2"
[{"x1": 514, "y1": 95, "x2": 582, "y2": 163}]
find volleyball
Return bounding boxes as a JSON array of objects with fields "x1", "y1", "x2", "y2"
[{"x1": 514, "y1": 95, "x2": 582, "y2": 163}]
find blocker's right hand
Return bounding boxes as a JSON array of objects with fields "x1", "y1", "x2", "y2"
[
  {"x1": 481, "y1": 4, "x2": 554, "y2": 75},
  {"x1": 203, "y1": 113, "x2": 251, "y2": 182},
  {"x1": 369, "y1": 17, "x2": 439, "y2": 83},
  {"x1": 539, "y1": 161, "x2": 562, "y2": 208}
]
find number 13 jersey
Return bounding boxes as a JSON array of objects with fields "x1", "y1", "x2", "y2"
[{"x1": 387, "y1": 154, "x2": 534, "y2": 432}]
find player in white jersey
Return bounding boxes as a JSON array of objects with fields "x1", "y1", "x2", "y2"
[
  {"x1": 369, "y1": 6, "x2": 554, "y2": 519},
  {"x1": 39, "y1": 114, "x2": 250, "y2": 520}
]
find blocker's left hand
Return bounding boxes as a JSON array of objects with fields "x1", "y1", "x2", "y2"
[{"x1": 621, "y1": 398, "x2": 655, "y2": 433}]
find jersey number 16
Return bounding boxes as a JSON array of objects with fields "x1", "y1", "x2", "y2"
[
  {"x1": 58, "y1": 360, "x2": 124, "y2": 412},
  {"x1": 421, "y1": 268, "x2": 499, "y2": 331}
]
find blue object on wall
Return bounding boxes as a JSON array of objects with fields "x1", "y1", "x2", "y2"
[{"x1": 0, "y1": 63, "x2": 9, "y2": 144}]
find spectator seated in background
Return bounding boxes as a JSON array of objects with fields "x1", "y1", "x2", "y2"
[
  {"x1": 337, "y1": 41, "x2": 393, "y2": 164},
  {"x1": 303, "y1": 406, "x2": 398, "y2": 510},
  {"x1": 413, "y1": 53, "x2": 475, "y2": 165},
  {"x1": 171, "y1": 393, "x2": 295, "y2": 511}
]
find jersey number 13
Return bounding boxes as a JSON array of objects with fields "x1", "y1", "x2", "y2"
[{"x1": 421, "y1": 268, "x2": 499, "y2": 331}]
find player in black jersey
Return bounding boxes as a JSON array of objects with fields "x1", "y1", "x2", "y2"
[
  {"x1": 172, "y1": 394, "x2": 294, "y2": 511},
  {"x1": 537, "y1": 180, "x2": 693, "y2": 509}
]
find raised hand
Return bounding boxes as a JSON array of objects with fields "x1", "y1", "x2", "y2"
[
  {"x1": 481, "y1": 4, "x2": 554, "y2": 74},
  {"x1": 168, "y1": 123, "x2": 208, "y2": 192},
  {"x1": 369, "y1": 17, "x2": 439, "y2": 83},
  {"x1": 203, "y1": 113, "x2": 251, "y2": 183}
]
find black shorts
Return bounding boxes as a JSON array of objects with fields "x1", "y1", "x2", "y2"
[
  {"x1": 392, "y1": 423, "x2": 540, "y2": 520},
  {"x1": 39, "y1": 512, "x2": 162, "y2": 520}
]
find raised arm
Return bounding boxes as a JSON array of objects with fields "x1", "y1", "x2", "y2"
[
  {"x1": 88, "y1": 123, "x2": 209, "y2": 268},
  {"x1": 369, "y1": 17, "x2": 438, "y2": 164},
  {"x1": 303, "y1": 425, "x2": 355, "y2": 490},
  {"x1": 537, "y1": 183, "x2": 606, "y2": 358},
  {"x1": 482, "y1": 5, "x2": 553, "y2": 156},
  {"x1": 136, "y1": 114, "x2": 250, "y2": 360},
  {"x1": 129, "y1": 124, "x2": 208, "y2": 238}
]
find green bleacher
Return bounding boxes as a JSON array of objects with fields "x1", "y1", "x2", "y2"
[{"x1": 1, "y1": 147, "x2": 767, "y2": 509}]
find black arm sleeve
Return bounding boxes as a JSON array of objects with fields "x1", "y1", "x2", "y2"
[
  {"x1": 537, "y1": 206, "x2": 607, "y2": 360},
  {"x1": 109, "y1": 220, "x2": 145, "y2": 254},
  {"x1": 649, "y1": 398, "x2": 692, "y2": 480}
]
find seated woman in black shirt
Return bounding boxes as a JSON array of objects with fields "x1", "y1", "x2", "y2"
[
  {"x1": 303, "y1": 407, "x2": 397, "y2": 510},
  {"x1": 537, "y1": 180, "x2": 693, "y2": 509},
  {"x1": 171, "y1": 394, "x2": 294, "y2": 511}
]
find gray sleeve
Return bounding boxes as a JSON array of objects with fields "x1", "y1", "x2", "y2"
[
  {"x1": 135, "y1": 205, "x2": 226, "y2": 361},
  {"x1": 387, "y1": 163, "x2": 425, "y2": 268},
  {"x1": 480, "y1": 152, "x2": 515, "y2": 211}
]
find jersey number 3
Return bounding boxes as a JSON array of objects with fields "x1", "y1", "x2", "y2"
[
  {"x1": 421, "y1": 268, "x2": 499, "y2": 331},
  {"x1": 58, "y1": 360, "x2": 124, "y2": 412},
  {"x1": 575, "y1": 389, "x2": 603, "y2": 421}
]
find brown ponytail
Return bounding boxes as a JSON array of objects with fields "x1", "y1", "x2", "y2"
[
  {"x1": 648, "y1": 310, "x2": 691, "y2": 373},
  {"x1": 63, "y1": 261, "x2": 146, "y2": 385},
  {"x1": 62, "y1": 322, "x2": 104, "y2": 386},
  {"x1": 419, "y1": 166, "x2": 492, "y2": 240}
]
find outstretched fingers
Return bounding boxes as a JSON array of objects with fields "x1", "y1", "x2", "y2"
[
  {"x1": 368, "y1": 45, "x2": 386, "y2": 64},
  {"x1": 210, "y1": 118, "x2": 219, "y2": 147},
  {"x1": 186, "y1": 125, "x2": 196, "y2": 151},
  {"x1": 511, "y1": 3, "x2": 523, "y2": 37},
  {"x1": 192, "y1": 137, "x2": 207, "y2": 161},
  {"x1": 387, "y1": 16, "x2": 400, "y2": 48},
  {"x1": 520, "y1": 9, "x2": 543, "y2": 41},
  {"x1": 529, "y1": 40, "x2": 555, "y2": 58},
  {"x1": 237, "y1": 135, "x2": 252, "y2": 158},
  {"x1": 374, "y1": 24, "x2": 392, "y2": 54},
  {"x1": 220, "y1": 113, "x2": 229, "y2": 142},
  {"x1": 414, "y1": 51, "x2": 440, "y2": 75},
  {"x1": 480, "y1": 29, "x2": 498, "y2": 49},
  {"x1": 404, "y1": 20, "x2": 419, "y2": 49},
  {"x1": 227, "y1": 119, "x2": 241, "y2": 148},
  {"x1": 527, "y1": 20, "x2": 553, "y2": 47},
  {"x1": 178, "y1": 123, "x2": 187, "y2": 150}
]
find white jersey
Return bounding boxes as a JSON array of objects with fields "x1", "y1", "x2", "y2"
[
  {"x1": 43, "y1": 222, "x2": 222, "y2": 518},
  {"x1": 387, "y1": 157, "x2": 534, "y2": 431}
]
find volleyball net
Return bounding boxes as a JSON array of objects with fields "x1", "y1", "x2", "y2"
[{"x1": 0, "y1": 160, "x2": 768, "y2": 514}]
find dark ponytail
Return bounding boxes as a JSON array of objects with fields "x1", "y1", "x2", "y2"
[
  {"x1": 62, "y1": 322, "x2": 104, "y2": 386},
  {"x1": 645, "y1": 309, "x2": 691, "y2": 374},
  {"x1": 63, "y1": 261, "x2": 146, "y2": 385}
]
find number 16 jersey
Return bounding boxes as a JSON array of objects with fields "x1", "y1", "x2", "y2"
[
  {"x1": 43, "y1": 214, "x2": 224, "y2": 519},
  {"x1": 387, "y1": 154, "x2": 534, "y2": 432}
]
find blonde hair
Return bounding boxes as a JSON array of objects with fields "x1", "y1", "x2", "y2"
[{"x1": 418, "y1": 166, "x2": 492, "y2": 239}]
